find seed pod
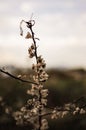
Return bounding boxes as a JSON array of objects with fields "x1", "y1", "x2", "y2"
[{"x1": 25, "y1": 32, "x2": 32, "y2": 39}]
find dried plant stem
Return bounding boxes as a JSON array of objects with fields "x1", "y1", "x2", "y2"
[
  {"x1": 29, "y1": 21, "x2": 42, "y2": 130},
  {"x1": 0, "y1": 69, "x2": 38, "y2": 85}
]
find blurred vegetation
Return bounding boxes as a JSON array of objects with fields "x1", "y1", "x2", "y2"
[{"x1": 0, "y1": 67, "x2": 86, "y2": 130}]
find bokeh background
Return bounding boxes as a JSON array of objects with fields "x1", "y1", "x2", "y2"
[{"x1": 0, "y1": 0, "x2": 86, "y2": 130}]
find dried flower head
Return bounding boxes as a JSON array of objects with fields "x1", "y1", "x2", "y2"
[{"x1": 25, "y1": 32, "x2": 32, "y2": 39}]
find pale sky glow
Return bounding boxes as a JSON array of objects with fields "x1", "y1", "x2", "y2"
[{"x1": 0, "y1": 0, "x2": 86, "y2": 68}]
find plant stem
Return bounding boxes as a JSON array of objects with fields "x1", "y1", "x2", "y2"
[
  {"x1": 0, "y1": 69, "x2": 38, "y2": 85},
  {"x1": 29, "y1": 23, "x2": 42, "y2": 130}
]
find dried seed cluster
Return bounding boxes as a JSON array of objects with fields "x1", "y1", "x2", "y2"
[{"x1": 13, "y1": 20, "x2": 49, "y2": 130}]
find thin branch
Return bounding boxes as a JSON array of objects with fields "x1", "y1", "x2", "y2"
[
  {"x1": 26, "y1": 20, "x2": 42, "y2": 130},
  {"x1": 46, "y1": 106, "x2": 72, "y2": 112},
  {"x1": 40, "y1": 108, "x2": 72, "y2": 118},
  {"x1": 41, "y1": 112, "x2": 52, "y2": 117},
  {"x1": 29, "y1": 24, "x2": 38, "y2": 60},
  {"x1": 81, "y1": 104, "x2": 86, "y2": 108},
  {"x1": 73, "y1": 96, "x2": 85, "y2": 103},
  {"x1": 0, "y1": 69, "x2": 38, "y2": 85}
]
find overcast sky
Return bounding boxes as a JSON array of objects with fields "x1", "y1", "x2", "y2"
[{"x1": 0, "y1": 0, "x2": 86, "y2": 68}]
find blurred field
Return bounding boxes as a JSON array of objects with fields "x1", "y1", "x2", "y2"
[{"x1": 0, "y1": 67, "x2": 86, "y2": 130}]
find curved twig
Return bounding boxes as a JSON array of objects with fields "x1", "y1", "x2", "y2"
[{"x1": 0, "y1": 69, "x2": 38, "y2": 85}]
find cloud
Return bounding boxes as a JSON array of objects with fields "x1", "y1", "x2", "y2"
[
  {"x1": 0, "y1": 44, "x2": 30, "y2": 67},
  {"x1": 0, "y1": 0, "x2": 86, "y2": 68},
  {"x1": 20, "y1": 2, "x2": 34, "y2": 13},
  {"x1": 58, "y1": 44, "x2": 86, "y2": 68},
  {"x1": 0, "y1": 1, "x2": 9, "y2": 11},
  {"x1": 36, "y1": 12, "x2": 86, "y2": 46}
]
